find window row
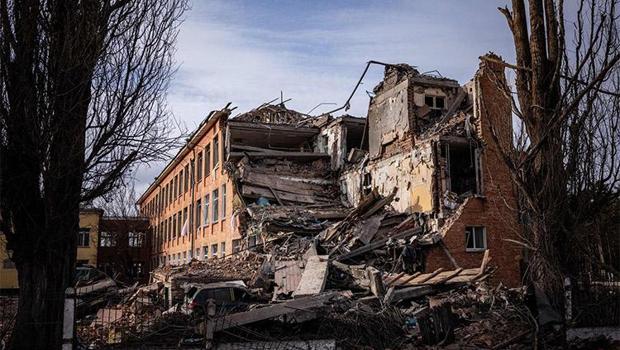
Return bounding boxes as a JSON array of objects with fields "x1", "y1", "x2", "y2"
[
  {"x1": 151, "y1": 184, "x2": 228, "y2": 247},
  {"x1": 156, "y1": 238, "x2": 241, "y2": 266},
  {"x1": 99, "y1": 231, "x2": 145, "y2": 248},
  {"x1": 142, "y1": 133, "x2": 223, "y2": 217}
]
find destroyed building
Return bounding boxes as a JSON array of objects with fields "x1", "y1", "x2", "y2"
[{"x1": 138, "y1": 53, "x2": 522, "y2": 288}]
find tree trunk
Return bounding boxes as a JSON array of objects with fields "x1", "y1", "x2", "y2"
[{"x1": 10, "y1": 239, "x2": 75, "y2": 350}]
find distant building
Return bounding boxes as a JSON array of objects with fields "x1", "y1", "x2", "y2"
[
  {"x1": 97, "y1": 216, "x2": 152, "y2": 283},
  {"x1": 0, "y1": 208, "x2": 103, "y2": 291}
]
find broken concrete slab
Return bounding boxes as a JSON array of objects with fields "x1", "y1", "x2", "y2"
[{"x1": 293, "y1": 255, "x2": 330, "y2": 297}]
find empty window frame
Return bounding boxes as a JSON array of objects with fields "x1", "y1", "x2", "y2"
[
  {"x1": 211, "y1": 244, "x2": 218, "y2": 257},
  {"x1": 465, "y1": 226, "x2": 486, "y2": 252},
  {"x1": 220, "y1": 242, "x2": 226, "y2": 257},
  {"x1": 443, "y1": 143, "x2": 480, "y2": 195},
  {"x1": 425, "y1": 95, "x2": 446, "y2": 110},
  {"x1": 232, "y1": 239, "x2": 242, "y2": 254}
]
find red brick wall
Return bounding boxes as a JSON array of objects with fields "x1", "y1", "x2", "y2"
[{"x1": 425, "y1": 55, "x2": 524, "y2": 287}]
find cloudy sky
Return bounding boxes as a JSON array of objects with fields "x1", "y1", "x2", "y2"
[{"x1": 134, "y1": 0, "x2": 518, "y2": 194}]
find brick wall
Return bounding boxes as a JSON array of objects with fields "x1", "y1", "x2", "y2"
[{"x1": 425, "y1": 55, "x2": 524, "y2": 287}]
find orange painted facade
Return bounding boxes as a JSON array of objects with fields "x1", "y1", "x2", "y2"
[{"x1": 138, "y1": 112, "x2": 240, "y2": 267}]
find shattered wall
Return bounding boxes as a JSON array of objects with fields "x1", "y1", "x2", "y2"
[
  {"x1": 367, "y1": 79, "x2": 412, "y2": 159},
  {"x1": 365, "y1": 142, "x2": 435, "y2": 213},
  {"x1": 318, "y1": 121, "x2": 347, "y2": 171}
]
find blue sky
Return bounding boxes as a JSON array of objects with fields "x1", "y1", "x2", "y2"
[{"x1": 134, "y1": 0, "x2": 518, "y2": 193}]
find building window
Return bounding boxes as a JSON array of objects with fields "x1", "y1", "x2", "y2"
[
  {"x1": 220, "y1": 242, "x2": 226, "y2": 257},
  {"x1": 174, "y1": 175, "x2": 178, "y2": 198},
  {"x1": 177, "y1": 210, "x2": 182, "y2": 236},
  {"x1": 221, "y1": 184, "x2": 227, "y2": 220},
  {"x1": 425, "y1": 95, "x2": 445, "y2": 110},
  {"x1": 212, "y1": 189, "x2": 219, "y2": 223},
  {"x1": 128, "y1": 232, "x2": 144, "y2": 247},
  {"x1": 99, "y1": 231, "x2": 116, "y2": 247},
  {"x1": 465, "y1": 226, "x2": 486, "y2": 252},
  {"x1": 195, "y1": 199, "x2": 201, "y2": 229},
  {"x1": 183, "y1": 251, "x2": 186, "y2": 263},
  {"x1": 213, "y1": 135, "x2": 219, "y2": 167},
  {"x1": 182, "y1": 207, "x2": 188, "y2": 235},
  {"x1": 203, "y1": 246, "x2": 209, "y2": 259},
  {"x1": 190, "y1": 159, "x2": 195, "y2": 185},
  {"x1": 211, "y1": 244, "x2": 218, "y2": 257},
  {"x1": 203, "y1": 194, "x2": 210, "y2": 225},
  {"x1": 184, "y1": 164, "x2": 189, "y2": 192},
  {"x1": 197, "y1": 152, "x2": 203, "y2": 181},
  {"x1": 205, "y1": 144, "x2": 211, "y2": 176},
  {"x1": 77, "y1": 228, "x2": 90, "y2": 247},
  {"x1": 232, "y1": 239, "x2": 242, "y2": 254},
  {"x1": 3, "y1": 258, "x2": 15, "y2": 269},
  {"x1": 195, "y1": 248, "x2": 200, "y2": 259}
]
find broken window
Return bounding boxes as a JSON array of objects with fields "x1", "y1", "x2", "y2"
[
  {"x1": 77, "y1": 228, "x2": 90, "y2": 247},
  {"x1": 465, "y1": 226, "x2": 486, "y2": 252},
  {"x1": 203, "y1": 246, "x2": 208, "y2": 259},
  {"x1": 425, "y1": 95, "x2": 445, "y2": 110},
  {"x1": 211, "y1": 244, "x2": 218, "y2": 257},
  {"x1": 443, "y1": 143, "x2": 479, "y2": 196},
  {"x1": 220, "y1": 242, "x2": 226, "y2": 257},
  {"x1": 232, "y1": 239, "x2": 242, "y2": 253},
  {"x1": 362, "y1": 172, "x2": 372, "y2": 195}
]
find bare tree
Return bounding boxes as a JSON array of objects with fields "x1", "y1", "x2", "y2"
[
  {"x1": 0, "y1": 0, "x2": 186, "y2": 348},
  {"x1": 94, "y1": 181, "x2": 140, "y2": 218},
  {"x1": 491, "y1": 0, "x2": 620, "y2": 319}
]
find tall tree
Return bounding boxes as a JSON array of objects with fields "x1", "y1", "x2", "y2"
[
  {"x1": 0, "y1": 0, "x2": 186, "y2": 348},
  {"x1": 493, "y1": 0, "x2": 620, "y2": 320}
]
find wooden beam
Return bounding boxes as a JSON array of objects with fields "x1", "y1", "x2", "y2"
[
  {"x1": 415, "y1": 268, "x2": 444, "y2": 284},
  {"x1": 396, "y1": 272, "x2": 422, "y2": 287},
  {"x1": 335, "y1": 227, "x2": 422, "y2": 261}
]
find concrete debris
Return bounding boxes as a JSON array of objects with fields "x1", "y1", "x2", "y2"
[{"x1": 75, "y1": 56, "x2": 595, "y2": 349}]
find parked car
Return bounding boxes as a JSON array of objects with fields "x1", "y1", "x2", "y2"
[{"x1": 181, "y1": 280, "x2": 252, "y2": 315}]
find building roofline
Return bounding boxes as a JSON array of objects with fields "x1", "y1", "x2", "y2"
[{"x1": 137, "y1": 107, "x2": 232, "y2": 205}]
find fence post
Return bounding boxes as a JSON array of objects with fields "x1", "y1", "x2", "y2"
[{"x1": 63, "y1": 287, "x2": 76, "y2": 350}]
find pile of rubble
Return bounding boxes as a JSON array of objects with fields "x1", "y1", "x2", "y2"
[{"x1": 76, "y1": 190, "x2": 530, "y2": 349}]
